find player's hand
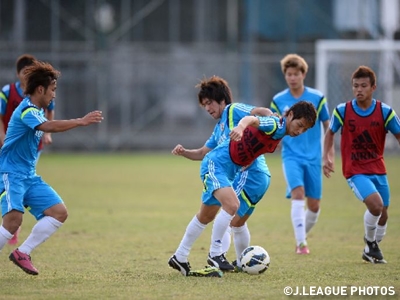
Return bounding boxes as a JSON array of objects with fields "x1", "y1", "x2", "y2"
[
  {"x1": 42, "y1": 132, "x2": 53, "y2": 145},
  {"x1": 230, "y1": 125, "x2": 244, "y2": 141},
  {"x1": 323, "y1": 158, "x2": 335, "y2": 178},
  {"x1": 172, "y1": 144, "x2": 186, "y2": 156},
  {"x1": 80, "y1": 111, "x2": 103, "y2": 126}
]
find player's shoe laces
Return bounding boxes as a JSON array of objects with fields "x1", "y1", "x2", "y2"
[
  {"x1": 7, "y1": 227, "x2": 21, "y2": 245},
  {"x1": 207, "y1": 253, "x2": 234, "y2": 272},
  {"x1": 168, "y1": 255, "x2": 191, "y2": 276},
  {"x1": 295, "y1": 243, "x2": 310, "y2": 254},
  {"x1": 9, "y1": 249, "x2": 39, "y2": 275},
  {"x1": 362, "y1": 237, "x2": 386, "y2": 264},
  {"x1": 188, "y1": 266, "x2": 223, "y2": 278}
]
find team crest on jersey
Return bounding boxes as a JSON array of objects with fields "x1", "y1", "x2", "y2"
[{"x1": 220, "y1": 123, "x2": 225, "y2": 132}]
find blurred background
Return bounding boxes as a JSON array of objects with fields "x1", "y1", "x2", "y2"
[{"x1": 0, "y1": 0, "x2": 399, "y2": 151}]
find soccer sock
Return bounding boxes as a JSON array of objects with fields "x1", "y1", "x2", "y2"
[
  {"x1": 0, "y1": 225, "x2": 13, "y2": 250},
  {"x1": 221, "y1": 226, "x2": 232, "y2": 254},
  {"x1": 305, "y1": 209, "x2": 320, "y2": 234},
  {"x1": 363, "y1": 210, "x2": 380, "y2": 243},
  {"x1": 175, "y1": 215, "x2": 206, "y2": 262},
  {"x1": 291, "y1": 200, "x2": 306, "y2": 246},
  {"x1": 18, "y1": 216, "x2": 63, "y2": 255},
  {"x1": 232, "y1": 223, "x2": 250, "y2": 265},
  {"x1": 376, "y1": 223, "x2": 387, "y2": 243},
  {"x1": 209, "y1": 209, "x2": 234, "y2": 257}
]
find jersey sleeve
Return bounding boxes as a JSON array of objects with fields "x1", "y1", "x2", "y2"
[
  {"x1": 20, "y1": 106, "x2": 47, "y2": 130},
  {"x1": 257, "y1": 115, "x2": 279, "y2": 134},
  {"x1": 329, "y1": 104, "x2": 345, "y2": 133},
  {"x1": 317, "y1": 96, "x2": 330, "y2": 122},
  {"x1": 382, "y1": 105, "x2": 400, "y2": 135},
  {"x1": 0, "y1": 84, "x2": 10, "y2": 115}
]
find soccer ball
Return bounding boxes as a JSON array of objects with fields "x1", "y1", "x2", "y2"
[{"x1": 240, "y1": 245, "x2": 270, "y2": 275}]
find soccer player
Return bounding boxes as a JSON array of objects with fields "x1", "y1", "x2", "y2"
[
  {"x1": 0, "y1": 54, "x2": 56, "y2": 245},
  {"x1": 0, "y1": 60, "x2": 103, "y2": 275},
  {"x1": 323, "y1": 65, "x2": 400, "y2": 264},
  {"x1": 169, "y1": 101, "x2": 317, "y2": 276},
  {"x1": 170, "y1": 76, "x2": 272, "y2": 274},
  {"x1": 270, "y1": 54, "x2": 330, "y2": 254}
]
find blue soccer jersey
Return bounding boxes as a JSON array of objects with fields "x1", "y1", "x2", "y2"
[
  {"x1": 205, "y1": 103, "x2": 270, "y2": 176},
  {"x1": 0, "y1": 97, "x2": 47, "y2": 177},
  {"x1": 271, "y1": 87, "x2": 330, "y2": 162},
  {"x1": 330, "y1": 99, "x2": 400, "y2": 135}
]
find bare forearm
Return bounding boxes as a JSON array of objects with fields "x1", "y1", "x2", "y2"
[
  {"x1": 37, "y1": 119, "x2": 85, "y2": 133},
  {"x1": 250, "y1": 107, "x2": 273, "y2": 117}
]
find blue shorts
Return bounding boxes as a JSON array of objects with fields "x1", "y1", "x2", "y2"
[
  {"x1": 282, "y1": 159, "x2": 322, "y2": 199},
  {"x1": 0, "y1": 173, "x2": 63, "y2": 220},
  {"x1": 200, "y1": 148, "x2": 270, "y2": 217},
  {"x1": 346, "y1": 174, "x2": 390, "y2": 207}
]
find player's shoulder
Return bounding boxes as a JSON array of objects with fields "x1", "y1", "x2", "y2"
[
  {"x1": 379, "y1": 100, "x2": 393, "y2": 111},
  {"x1": 304, "y1": 86, "x2": 324, "y2": 98},
  {"x1": 273, "y1": 88, "x2": 291, "y2": 101},
  {"x1": 0, "y1": 83, "x2": 11, "y2": 94},
  {"x1": 232, "y1": 102, "x2": 255, "y2": 111}
]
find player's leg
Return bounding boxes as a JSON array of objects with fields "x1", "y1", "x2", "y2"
[
  {"x1": 169, "y1": 203, "x2": 220, "y2": 276},
  {"x1": 304, "y1": 163, "x2": 322, "y2": 235},
  {"x1": 375, "y1": 175, "x2": 390, "y2": 244},
  {"x1": 9, "y1": 176, "x2": 65, "y2": 275},
  {"x1": 0, "y1": 173, "x2": 26, "y2": 249},
  {"x1": 347, "y1": 175, "x2": 385, "y2": 263},
  {"x1": 207, "y1": 187, "x2": 238, "y2": 271},
  {"x1": 283, "y1": 160, "x2": 308, "y2": 254}
]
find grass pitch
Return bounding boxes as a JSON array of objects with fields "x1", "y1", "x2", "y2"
[{"x1": 0, "y1": 153, "x2": 399, "y2": 300}]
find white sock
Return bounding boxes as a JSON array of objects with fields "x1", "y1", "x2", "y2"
[
  {"x1": 175, "y1": 216, "x2": 206, "y2": 262},
  {"x1": 291, "y1": 200, "x2": 306, "y2": 246},
  {"x1": 0, "y1": 225, "x2": 13, "y2": 250},
  {"x1": 18, "y1": 216, "x2": 63, "y2": 255},
  {"x1": 221, "y1": 226, "x2": 232, "y2": 254},
  {"x1": 364, "y1": 210, "x2": 380, "y2": 243},
  {"x1": 232, "y1": 223, "x2": 250, "y2": 265},
  {"x1": 305, "y1": 209, "x2": 320, "y2": 234},
  {"x1": 209, "y1": 209, "x2": 234, "y2": 257},
  {"x1": 376, "y1": 223, "x2": 387, "y2": 243}
]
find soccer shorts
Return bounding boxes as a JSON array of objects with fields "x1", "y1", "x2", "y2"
[
  {"x1": 346, "y1": 174, "x2": 390, "y2": 207},
  {"x1": 282, "y1": 159, "x2": 322, "y2": 199},
  {"x1": 234, "y1": 169, "x2": 270, "y2": 217},
  {"x1": 0, "y1": 173, "x2": 64, "y2": 220}
]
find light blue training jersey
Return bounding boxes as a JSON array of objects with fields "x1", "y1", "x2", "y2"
[
  {"x1": 205, "y1": 103, "x2": 270, "y2": 175},
  {"x1": 0, "y1": 97, "x2": 47, "y2": 177},
  {"x1": 330, "y1": 99, "x2": 400, "y2": 135},
  {"x1": 271, "y1": 87, "x2": 330, "y2": 162}
]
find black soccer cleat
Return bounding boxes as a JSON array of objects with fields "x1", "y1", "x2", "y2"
[
  {"x1": 207, "y1": 253, "x2": 234, "y2": 272},
  {"x1": 168, "y1": 255, "x2": 191, "y2": 276}
]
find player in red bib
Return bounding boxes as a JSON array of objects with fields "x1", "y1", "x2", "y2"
[{"x1": 323, "y1": 66, "x2": 400, "y2": 264}]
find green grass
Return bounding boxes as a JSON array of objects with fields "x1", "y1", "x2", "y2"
[{"x1": 0, "y1": 153, "x2": 399, "y2": 300}]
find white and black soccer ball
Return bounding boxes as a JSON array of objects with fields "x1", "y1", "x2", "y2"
[{"x1": 240, "y1": 245, "x2": 270, "y2": 275}]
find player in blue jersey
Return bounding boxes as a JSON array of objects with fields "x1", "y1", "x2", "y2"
[
  {"x1": 323, "y1": 66, "x2": 400, "y2": 263},
  {"x1": 169, "y1": 76, "x2": 273, "y2": 275},
  {"x1": 0, "y1": 60, "x2": 103, "y2": 275},
  {"x1": 0, "y1": 54, "x2": 56, "y2": 245},
  {"x1": 271, "y1": 54, "x2": 330, "y2": 254},
  {"x1": 169, "y1": 100, "x2": 317, "y2": 276}
]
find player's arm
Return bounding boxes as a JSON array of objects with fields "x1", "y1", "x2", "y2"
[
  {"x1": 36, "y1": 110, "x2": 103, "y2": 133},
  {"x1": 229, "y1": 116, "x2": 259, "y2": 141},
  {"x1": 42, "y1": 109, "x2": 55, "y2": 144},
  {"x1": 322, "y1": 129, "x2": 335, "y2": 178},
  {"x1": 171, "y1": 144, "x2": 211, "y2": 160},
  {"x1": 250, "y1": 107, "x2": 273, "y2": 117}
]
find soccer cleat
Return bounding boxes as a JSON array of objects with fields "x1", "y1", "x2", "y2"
[
  {"x1": 295, "y1": 243, "x2": 310, "y2": 254},
  {"x1": 9, "y1": 249, "x2": 39, "y2": 275},
  {"x1": 168, "y1": 255, "x2": 191, "y2": 276},
  {"x1": 188, "y1": 266, "x2": 223, "y2": 278},
  {"x1": 362, "y1": 237, "x2": 385, "y2": 263},
  {"x1": 231, "y1": 260, "x2": 243, "y2": 273},
  {"x1": 8, "y1": 227, "x2": 21, "y2": 245},
  {"x1": 207, "y1": 253, "x2": 234, "y2": 272}
]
